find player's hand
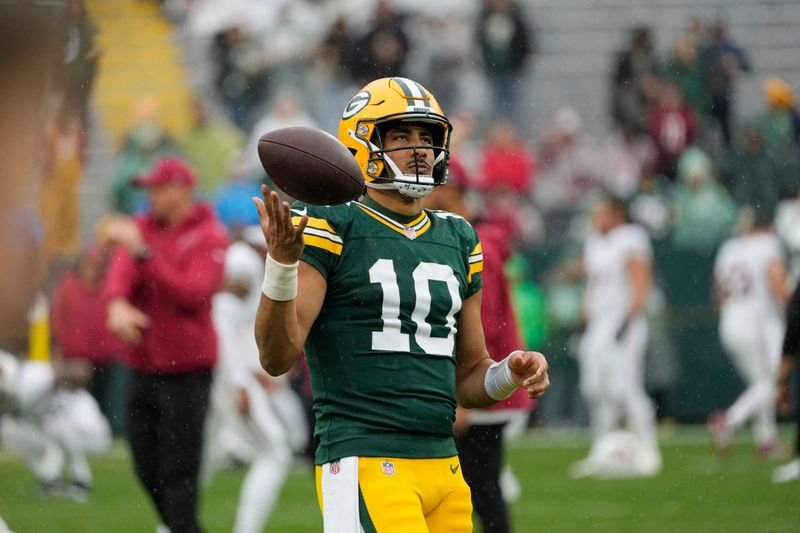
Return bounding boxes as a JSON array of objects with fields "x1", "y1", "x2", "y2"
[
  {"x1": 235, "y1": 387, "x2": 251, "y2": 417},
  {"x1": 252, "y1": 184, "x2": 308, "y2": 265},
  {"x1": 509, "y1": 351, "x2": 550, "y2": 399},
  {"x1": 107, "y1": 298, "x2": 150, "y2": 345}
]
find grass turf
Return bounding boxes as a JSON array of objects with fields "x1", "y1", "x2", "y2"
[{"x1": 0, "y1": 426, "x2": 797, "y2": 532}]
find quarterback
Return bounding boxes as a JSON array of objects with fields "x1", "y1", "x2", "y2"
[{"x1": 253, "y1": 77, "x2": 549, "y2": 532}]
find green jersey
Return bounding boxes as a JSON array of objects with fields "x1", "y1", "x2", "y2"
[{"x1": 292, "y1": 197, "x2": 483, "y2": 464}]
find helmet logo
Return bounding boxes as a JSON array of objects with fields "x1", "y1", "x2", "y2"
[{"x1": 342, "y1": 91, "x2": 371, "y2": 120}]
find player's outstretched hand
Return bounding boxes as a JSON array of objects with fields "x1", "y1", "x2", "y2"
[
  {"x1": 253, "y1": 184, "x2": 308, "y2": 264},
  {"x1": 509, "y1": 351, "x2": 550, "y2": 399}
]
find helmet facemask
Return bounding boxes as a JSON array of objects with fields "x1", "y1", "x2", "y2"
[{"x1": 356, "y1": 115, "x2": 451, "y2": 199}]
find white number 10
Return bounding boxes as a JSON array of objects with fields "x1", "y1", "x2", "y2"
[{"x1": 368, "y1": 259, "x2": 462, "y2": 356}]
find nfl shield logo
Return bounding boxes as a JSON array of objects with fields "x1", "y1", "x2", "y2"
[
  {"x1": 404, "y1": 227, "x2": 417, "y2": 240},
  {"x1": 330, "y1": 461, "x2": 340, "y2": 475},
  {"x1": 381, "y1": 461, "x2": 395, "y2": 476}
]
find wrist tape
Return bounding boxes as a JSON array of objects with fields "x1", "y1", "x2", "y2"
[
  {"x1": 262, "y1": 254, "x2": 299, "y2": 301},
  {"x1": 484, "y1": 350, "x2": 524, "y2": 401}
]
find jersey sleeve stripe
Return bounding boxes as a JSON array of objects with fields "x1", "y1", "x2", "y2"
[
  {"x1": 292, "y1": 216, "x2": 338, "y2": 235},
  {"x1": 304, "y1": 227, "x2": 343, "y2": 244},
  {"x1": 468, "y1": 260, "x2": 484, "y2": 283},
  {"x1": 470, "y1": 243, "x2": 482, "y2": 255},
  {"x1": 468, "y1": 253, "x2": 483, "y2": 264},
  {"x1": 303, "y1": 235, "x2": 343, "y2": 255}
]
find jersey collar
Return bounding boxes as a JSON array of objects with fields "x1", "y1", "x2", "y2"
[{"x1": 355, "y1": 199, "x2": 431, "y2": 240}]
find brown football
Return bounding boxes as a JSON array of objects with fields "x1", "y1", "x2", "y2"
[{"x1": 257, "y1": 126, "x2": 365, "y2": 205}]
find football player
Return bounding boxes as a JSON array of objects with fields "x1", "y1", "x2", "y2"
[
  {"x1": 253, "y1": 77, "x2": 549, "y2": 532},
  {"x1": 572, "y1": 194, "x2": 661, "y2": 478},
  {"x1": 709, "y1": 210, "x2": 789, "y2": 456},
  {"x1": 203, "y1": 225, "x2": 307, "y2": 533}
]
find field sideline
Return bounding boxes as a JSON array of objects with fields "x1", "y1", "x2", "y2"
[{"x1": 0, "y1": 426, "x2": 797, "y2": 532}]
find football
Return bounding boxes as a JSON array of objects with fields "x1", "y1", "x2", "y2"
[{"x1": 257, "y1": 126, "x2": 365, "y2": 205}]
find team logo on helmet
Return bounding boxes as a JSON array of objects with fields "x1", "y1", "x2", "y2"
[{"x1": 342, "y1": 91, "x2": 370, "y2": 120}]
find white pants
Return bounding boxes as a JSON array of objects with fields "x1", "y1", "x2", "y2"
[
  {"x1": 719, "y1": 309, "x2": 784, "y2": 445},
  {"x1": 578, "y1": 315, "x2": 657, "y2": 449},
  {"x1": 203, "y1": 376, "x2": 307, "y2": 533}
]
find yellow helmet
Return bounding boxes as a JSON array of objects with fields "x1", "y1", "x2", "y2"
[{"x1": 338, "y1": 77, "x2": 452, "y2": 199}]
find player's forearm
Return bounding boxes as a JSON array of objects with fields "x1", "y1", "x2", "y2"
[
  {"x1": 456, "y1": 357, "x2": 497, "y2": 408},
  {"x1": 254, "y1": 297, "x2": 303, "y2": 376}
]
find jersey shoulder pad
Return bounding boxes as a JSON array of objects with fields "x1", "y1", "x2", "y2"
[
  {"x1": 291, "y1": 201, "x2": 357, "y2": 257},
  {"x1": 429, "y1": 209, "x2": 475, "y2": 237}
]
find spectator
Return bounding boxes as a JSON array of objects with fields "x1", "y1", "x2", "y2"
[
  {"x1": 474, "y1": 119, "x2": 543, "y2": 245},
  {"x1": 211, "y1": 25, "x2": 268, "y2": 129},
  {"x1": 670, "y1": 146, "x2": 737, "y2": 251},
  {"x1": 701, "y1": 18, "x2": 751, "y2": 145},
  {"x1": 350, "y1": 1, "x2": 409, "y2": 84},
  {"x1": 307, "y1": 16, "x2": 359, "y2": 134},
  {"x1": 664, "y1": 34, "x2": 710, "y2": 129},
  {"x1": 109, "y1": 96, "x2": 177, "y2": 215},
  {"x1": 761, "y1": 76, "x2": 800, "y2": 149},
  {"x1": 600, "y1": 123, "x2": 658, "y2": 198},
  {"x1": 647, "y1": 82, "x2": 696, "y2": 180},
  {"x1": 178, "y1": 97, "x2": 245, "y2": 197},
  {"x1": 720, "y1": 121, "x2": 782, "y2": 220},
  {"x1": 50, "y1": 244, "x2": 120, "y2": 418},
  {"x1": 405, "y1": 12, "x2": 472, "y2": 113},
  {"x1": 536, "y1": 107, "x2": 600, "y2": 213},
  {"x1": 244, "y1": 91, "x2": 319, "y2": 178},
  {"x1": 611, "y1": 26, "x2": 660, "y2": 133},
  {"x1": 478, "y1": 118, "x2": 537, "y2": 195},
  {"x1": 102, "y1": 156, "x2": 228, "y2": 533},
  {"x1": 476, "y1": 0, "x2": 535, "y2": 124}
]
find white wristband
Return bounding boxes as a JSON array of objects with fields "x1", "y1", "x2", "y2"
[
  {"x1": 262, "y1": 254, "x2": 299, "y2": 301},
  {"x1": 484, "y1": 350, "x2": 523, "y2": 401}
]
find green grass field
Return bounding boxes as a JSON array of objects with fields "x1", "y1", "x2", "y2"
[{"x1": 0, "y1": 427, "x2": 797, "y2": 533}]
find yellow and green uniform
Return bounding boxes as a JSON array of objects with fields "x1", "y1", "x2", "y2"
[{"x1": 294, "y1": 196, "x2": 482, "y2": 532}]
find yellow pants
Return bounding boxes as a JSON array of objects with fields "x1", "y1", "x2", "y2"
[{"x1": 315, "y1": 456, "x2": 473, "y2": 532}]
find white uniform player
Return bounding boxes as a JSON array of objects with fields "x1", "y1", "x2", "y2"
[
  {"x1": 203, "y1": 226, "x2": 307, "y2": 533},
  {"x1": 710, "y1": 223, "x2": 788, "y2": 454},
  {"x1": 0, "y1": 350, "x2": 111, "y2": 499},
  {"x1": 573, "y1": 197, "x2": 660, "y2": 478}
]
